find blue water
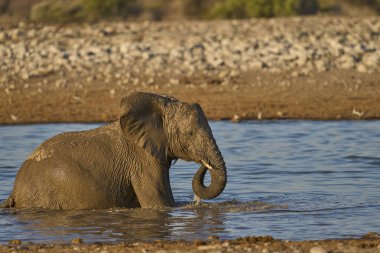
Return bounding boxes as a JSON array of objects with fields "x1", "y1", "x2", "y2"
[{"x1": 0, "y1": 121, "x2": 379, "y2": 243}]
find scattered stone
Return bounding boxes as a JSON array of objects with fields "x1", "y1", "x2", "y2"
[
  {"x1": 362, "y1": 232, "x2": 380, "y2": 239},
  {"x1": 337, "y1": 55, "x2": 355, "y2": 69},
  {"x1": 357, "y1": 64, "x2": 368, "y2": 73},
  {"x1": 362, "y1": 54, "x2": 379, "y2": 67},
  {"x1": 197, "y1": 245, "x2": 221, "y2": 250},
  {"x1": 8, "y1": 239, "x2": 22, "y2": 245},
  {"x1": 230, "y1": 114, "x2": 241, "y2": 123},
  {"x1": 10, "y1": 114, "x2": 18, "y2": 121},
  {"x1": 352, "y1": 108, "x2": 364, "y2": 117},
  {"x1": 208, "y1": 235, "x2": 220, "y2": 241},
  {"x1": 309, "y1": 246, "x2": 327, "y2": 253},
  {"x1": 0, "y1": 17, "x2": 379, "y2": 88},
  {"x1": 71, "y1": 238, "x2": 83, "y2": 244}
]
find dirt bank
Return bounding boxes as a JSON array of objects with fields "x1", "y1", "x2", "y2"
[
  {"x1": 1, "y1": 17, "x2": 380, "y2": 124},
  {"x1": 1, "y1": 68, "x2": 380, "y2": 124},
  {"x1": 2, "y1": 234, "x2": 380, "y2": 253}
]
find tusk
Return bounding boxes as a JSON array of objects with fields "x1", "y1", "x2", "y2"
[
  {"x1": 201, "y1": 160, "x2": 213, "y2": 170},
  {"x1": 193, "y1": 194, "x2": 202, "y2": 205}
]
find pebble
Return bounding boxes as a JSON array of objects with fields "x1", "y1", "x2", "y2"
[
  {"x1": 109, "y1": 89, "x2": 116, "y2": 97},
  {"x1": 310, "y1": 246, "x2": 327, "y2": 253},
  {"x1": 71, "y1": 238, "x2": 83, "y2": 244},
  {"x1": 197, "y1": 245, "x2": 221, "y2": 250},
  {"x1": 8, "y1": 239, "x2": 21, "y2": 245},
  {"x1": 10, "y1": 114, "x2": 18, "y2": 121},
  {"x1": 230, "y1": 114, "x2": 241, "y2": 122},
  {"x1": 208, "y1": 235, "x2": 220, "y2": 241}
]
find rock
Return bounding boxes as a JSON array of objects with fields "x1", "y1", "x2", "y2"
[
  {"x1": 8, "y1": 239, "x2": 21, "y2": 245},
  {"x1": 310, "y1": 246, "x2": 327, "y2": 253},
  {"x1": 169, "y1": 78, "x2": 179, "y2": 85},
  {"x1": 362, "y1": 232, "x2": 380, "y2": 239},
  {"x1": 231, "y1": 114, "x2": 241, "y2": 123},
  {"x1": 357, "y1": 64, "x2": 368, "y2": 73},
  {"x1": 315, "y1": 60, "x2": 328, "y2": 72},
  {"x1": 20, "y1": 70, "x2": 30, "y2": 80},
  {"x1": 197, "y1": 245, "x2": 221, "y2": 251},
  {"x1": 337, "y1": 55, "x2": 355, "y2": 69},
  {"x1": 71, "y1": 238, "x2": 83, "y2": 244},
  {"x1": 222, "y1": 241, "x2": 230, "y2": 247},
  {"x1": 0, "y1": 32, "x2": 6, "y2": 42},
  {"x1": 362, "y1": 53, "x2": 379, "y2": 67},
  {"x1": 208, "y1": 235, "x2": 220, "y2": 241}
]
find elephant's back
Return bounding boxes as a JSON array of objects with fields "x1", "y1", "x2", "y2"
[{"x1": 27, "y1": 122, "x2": 122, "y2": 162}]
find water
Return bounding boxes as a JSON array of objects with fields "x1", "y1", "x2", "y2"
[{"x1": 0, "y1": 121, "x2": 379, "y2": 244}]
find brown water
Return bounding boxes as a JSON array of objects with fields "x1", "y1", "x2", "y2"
[{"x1": 0, "y1": 121, "x2": 380, "y2": 243}]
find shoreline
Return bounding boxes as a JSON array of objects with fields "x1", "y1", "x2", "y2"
[
  {"x1": 2, "y1": 234, "x2": 380, "y2": 252},
  {"x1": 1, "y1": 69, "x2": 380, "y2": 124}
]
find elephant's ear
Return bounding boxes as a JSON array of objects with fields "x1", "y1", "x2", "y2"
[{"x1": 120, "y1": 92, "x2": 173, "y2": 163}]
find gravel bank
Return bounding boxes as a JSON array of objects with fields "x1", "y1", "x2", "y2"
[
  {"x1": 0, "y1": 17, "x2": 380, "y2": 123},
  {"x1": 1, "y1": 17, "x2": 380, "y2": 85},
  {"x1": 2, "y1": 235, "x2": 380, "y2": 253}
]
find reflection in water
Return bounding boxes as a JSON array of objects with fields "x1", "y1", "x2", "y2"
[
  {"x1": 1, "y1": 121, "x2": 380, "y2": 243},
  {"x1": 3, "y1": 201, "x2": 279, "y2": 243},
  {"x1": 11, "y1": 208, "x2": 175, "y2": 242}
]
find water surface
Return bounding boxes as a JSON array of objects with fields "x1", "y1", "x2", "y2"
[{"x1": 0, "y1": 121, "x2": 379, "y2": 243}]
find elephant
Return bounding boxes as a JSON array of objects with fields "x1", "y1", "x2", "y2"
[{"x1": 1, "y1": 92, "x2": 227, "y2": 209}]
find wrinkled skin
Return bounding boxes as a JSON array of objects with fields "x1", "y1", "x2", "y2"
[{"x1": 1, "y1": 92, "x2": 227, "y2": 209}]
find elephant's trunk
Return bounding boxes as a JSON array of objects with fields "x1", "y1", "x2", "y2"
[{"x1": 192, "y1": 157, "x2": 227, "y2": 200}]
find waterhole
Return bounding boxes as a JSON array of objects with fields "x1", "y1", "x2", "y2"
[{"x1": 0, "y1": 121, "x2": 379, "y2": 243}]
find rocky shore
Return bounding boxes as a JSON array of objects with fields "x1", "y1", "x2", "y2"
[
  {"x1": 1, "y1": 16, "x2": 380, "y2": 82},
  {"x1": 2, "y1": 234, "x2": 380, "y2": 253},
  {"x1": 0, "y1": 16, "x2": 380, "y2": 123}
]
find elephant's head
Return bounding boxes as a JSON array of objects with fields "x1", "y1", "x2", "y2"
[{"x1": 120, "y1": 92, "x2": 227, "y2": 200}]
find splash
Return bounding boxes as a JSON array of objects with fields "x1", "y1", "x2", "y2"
[{"x1": 179, "y1": 199, "x2": 287, "y2": 212}]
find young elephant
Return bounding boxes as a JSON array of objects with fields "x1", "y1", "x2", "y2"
[{"x1": 1, "y1": 92, "x2": 227, "y2": 209}]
